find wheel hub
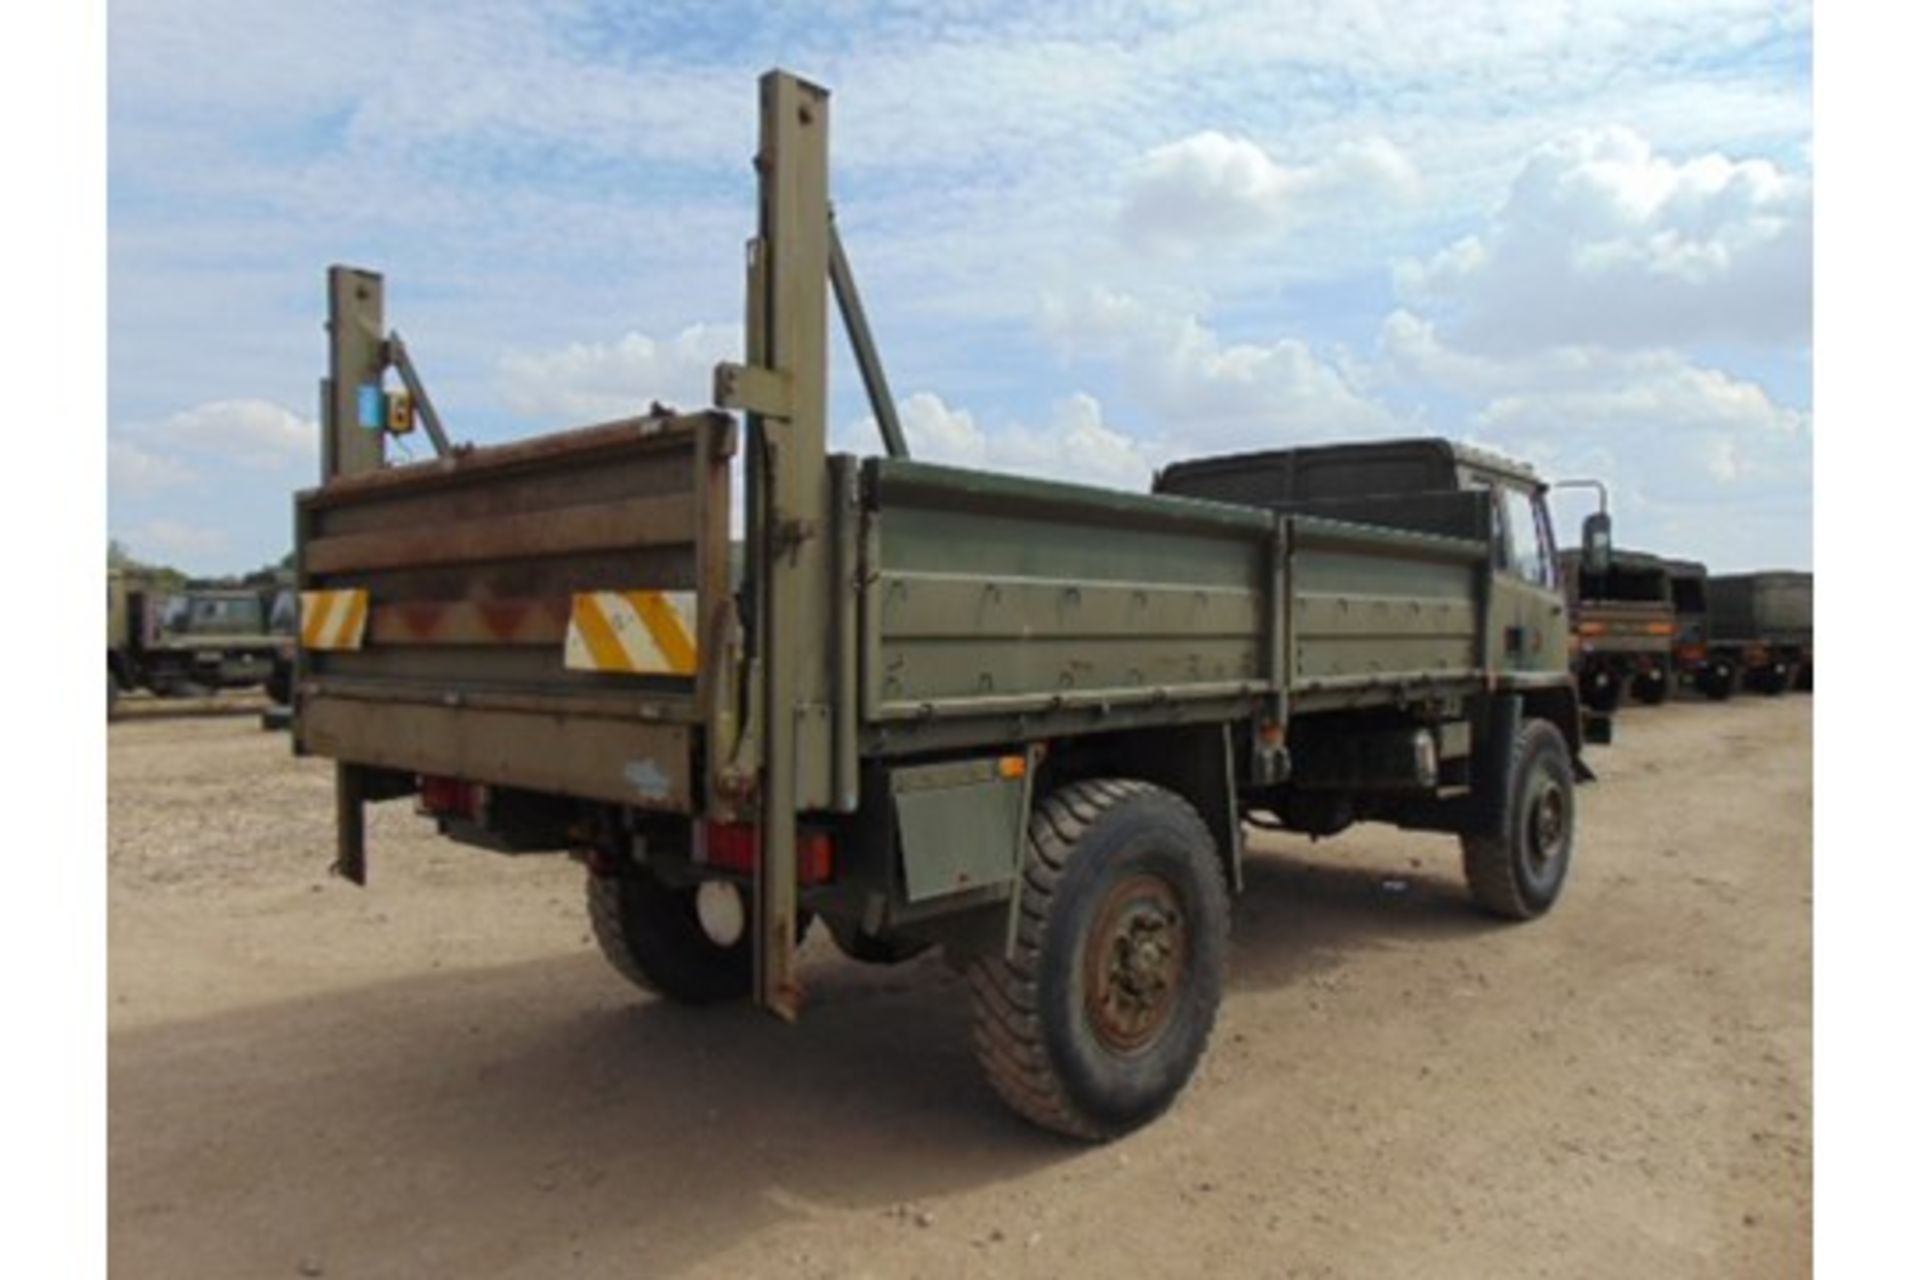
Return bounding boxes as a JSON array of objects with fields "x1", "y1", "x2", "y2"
[
  {"x1": 1085, "y1": 874, "x2": 1188, "y2": 1054},
  {"x1": 1525, "y1": 782, "x2": 1568, "y2": 875}
]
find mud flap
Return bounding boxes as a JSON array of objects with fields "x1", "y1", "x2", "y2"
[
  {"x1": 1465, "y1": 693, "x2": 1522, "y2": 836},
  {"x1": 333, "y1": 762, "x2": 367, "y2": 886}
]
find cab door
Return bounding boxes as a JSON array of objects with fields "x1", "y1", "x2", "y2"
[{"x1": 1487, "y1": 481, "x2": 1566, "y2": 675}]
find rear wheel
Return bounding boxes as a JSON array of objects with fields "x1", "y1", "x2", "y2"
[
  {"x1": 588, "y1": 866, "x2": 761, "y2": 1004},
  {"x1": 1461, "y1": 719, "x2": 1576, "y2": 921},
  {"x1": 1581, "y1": 669, "x2": 1622, "y2": 713},
  {"x1": 964, "y1": 779, "x2": 1229, "y2": 1141},
  {"x1": 1695, "y1": 663, "x2": 1735, "y2": 701},
  {"x1": 1630, "y1": 666, "x2": 1671, "y2": 705}
]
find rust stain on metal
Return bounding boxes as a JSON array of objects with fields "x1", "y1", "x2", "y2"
[
  {"x1": 478, "y1": 601, "x2": 529, "y2": 640},
  {"x1": 394, "y1": 603, "x2": 445, "y2": 639}
]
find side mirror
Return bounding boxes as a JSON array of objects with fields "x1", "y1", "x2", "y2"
[{"x1": 1582, "y1": 511, "x2": 1613, "y2": 575}]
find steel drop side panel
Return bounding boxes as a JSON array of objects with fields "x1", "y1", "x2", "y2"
[
  {"x1": 855, "y1": 459, "x2": 1493, "y2": 752},
  {"x1": 293, "y1": 411, "x2": 738, "y2": 812},
  {"x1": 1284, "y1": 513, "x2": 1487, "y2": 700}
]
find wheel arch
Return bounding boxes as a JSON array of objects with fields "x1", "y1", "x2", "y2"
[
  {"x1": 1038, "y1": 722, "x2": 1242, "y2": 893},
  {"x1": 1519, "y1": 684, "x2": 1584, "y2": 766}
]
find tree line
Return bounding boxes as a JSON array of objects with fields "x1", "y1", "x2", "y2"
[{"x1": 108, "y1": 540, "x2": 294, "y2": 591}]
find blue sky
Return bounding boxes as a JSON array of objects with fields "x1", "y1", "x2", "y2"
[{"x1": 108, "y1": 0, "x2": 1812, "y2": 574}]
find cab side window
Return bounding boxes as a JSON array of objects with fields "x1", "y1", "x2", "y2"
[
  {"x1": 1530, "y1": 493, "x2": 1559, "y2": 589},
  {"x1": 1499, "y1": 486, "x2": 1552, "y2": 588}
]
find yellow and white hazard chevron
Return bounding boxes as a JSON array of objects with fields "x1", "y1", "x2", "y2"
[
  {"x1": 565, "y1": 590, "x2": 698, "y2": 676},
  {"x1": 299, "y1": 589, "x2": 370, "y2": 651}
]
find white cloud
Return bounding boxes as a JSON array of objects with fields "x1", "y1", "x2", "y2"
[
  {"x1": 1042, "y1": 289, "x2": 1401, "y2": 447},
  {"x1": 1476, "y1": 364, "x2": 1808, "y2": 502},
  {"x1": 151, "y1": 399, "x2": 317, "y2": 470},
  {"x1": 886, "y1": 392, "x2": 989, "y2": 467},
  {"x1": 848, "y1": 391, "x2": 1161, "y2": 491},
  {"x1": 122, "y1": 518, "x2": 230, "y2": 562},
  {"x1": 108, "y1": 438, "x2": 196, "y2": 497},
  {"x1": 1121, "y1": 131, "x2": 1417, "y2": 252},
  {"x1": 1373, "y1": 306, "x2": 1807, "y2": 494},
  {"x1": 1399, "y1": 126, "x2": 1810, "y2": 352},
  {"x1": 498, "y1": 324, "x2": 741, "y2": 424}
]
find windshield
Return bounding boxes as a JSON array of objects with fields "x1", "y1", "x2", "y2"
[{"x1": 161, "y1": 595, "x2": 265, "y2": 635}]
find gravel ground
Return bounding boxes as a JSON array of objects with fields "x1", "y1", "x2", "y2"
[{"x1": 109, "y1": 694, "x2": 1811, "y2": 1278}]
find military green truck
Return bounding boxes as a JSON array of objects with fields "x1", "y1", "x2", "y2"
[
  {"x1": 1556, "y1": 548, "x2": 1681, "y2": 711},
  {"x1": 108, "y1": 570, "x2": 296, "y2": 715},
  {"x1": 291, "y1": 71, "x2": 1597, "y2": 1139},
  {"x1": 1660, "y1": 557, "x2": 1735, "y2": 699},
  {"x1": 1705, "y1": 571, "x2": 1813, "y2": 695}
]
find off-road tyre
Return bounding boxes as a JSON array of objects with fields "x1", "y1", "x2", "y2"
[
  {"x1": 264, "y1": 665, "x2": 293, "y2": 706},
  {"x1": 1794, "y1": 662, "x2": 1813, "y2": 693},
  {"x1": 588, "y1": 866, "x2": 758, "y2": 1004},
  {"x1": 107, "y1": 670, "x2": 120, "y2": 722},
  {"x1": 1630, "y1": 668, "x2": 1671, "y2": 706},
  {"x1": 827, "y1": 918, "x2": 933, "y2": 966},
  {"x1": 1460, "y1": 719, "x2": 1576, "y2": 921},
  {"x1": 964, "y1": 779, "x2": 1229, "y2": 1141},
  {"x1": 1748, "y1": 664, "x2": 1791, "y2": 696},
  {"x1": 1695, "y1": 664, "x2": 1735, "y2": 701},
  {"x1": 1581, "y1": 671, "x2": 1622, "y2": 713}
]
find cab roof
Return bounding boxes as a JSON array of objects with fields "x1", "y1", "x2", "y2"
[{"x1": 1158, "y1": 436, "x2": 1539, "y2": 490}]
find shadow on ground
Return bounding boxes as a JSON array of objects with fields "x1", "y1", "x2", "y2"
[{"x1": 110, "y1": 835, "x2": 1502, "y2": 1277}]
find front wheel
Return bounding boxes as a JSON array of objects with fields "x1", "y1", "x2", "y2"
[
  {"x1": 964, "y1": 779, "x2": 1229, "y2": 1141},
  {"x1": 1461, "y1": 719, "x2": 1576, "y2": 921}
]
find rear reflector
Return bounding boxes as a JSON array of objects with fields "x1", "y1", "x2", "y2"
[
  {"x1": 700, "y1": 822, "x2": 834, "y2": 885},
  {"x1": 417, "y1": 775, "x2": 486, "y2": 820}
]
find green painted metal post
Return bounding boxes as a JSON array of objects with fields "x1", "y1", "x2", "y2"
[
  {"x1": 323, "y1": 266, "x2": 387, "y2": 482},
  {"x1": 743, "y1": 71, "x2": 835, "y2": 1020}
]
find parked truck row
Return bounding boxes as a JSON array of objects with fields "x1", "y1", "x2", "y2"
[
  {"x1": 1559, "y1": 546, "x2": 1812, "y2": 710},
  {"x1": 268, "y1": 70, "x2": 1792, "y2": 1139}
]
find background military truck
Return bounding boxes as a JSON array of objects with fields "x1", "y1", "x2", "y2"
[
  {"x1": 1705, "y1": 571, "x2": 1813, "y2": 695},
  {"x1": 108, "y1": 570, "x2": 296, "y2": 715},
  {"x1": 1556, "y1": 548, "x2": 1680, "y2": 711},
  {"x1": 291, "y1": 70, "x2": 1596, "y2": 1140},
  {"x1": 1661, "y1": 557, "x2": 1736, "y2": 699}
]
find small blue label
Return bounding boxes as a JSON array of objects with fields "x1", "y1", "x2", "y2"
[{"x1": 357, "y1": 384, "x2": 384, "y2": 431}]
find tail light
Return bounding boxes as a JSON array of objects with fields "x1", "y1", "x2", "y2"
[
  {"x1": 418, "y1": 775, "x2": 487, "y2": 821},
  {"x1": 699, "y1": 821, "x2": 834, "y2": 885}
]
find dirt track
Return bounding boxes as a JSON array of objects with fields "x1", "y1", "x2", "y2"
[{"x1": 109, "y1": 696, "x2": 1811, "y2": 1279}]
